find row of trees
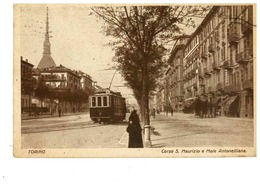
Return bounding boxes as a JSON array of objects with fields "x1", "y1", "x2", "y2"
[
  {"x1": 91, "y1": 6, "x2": 211, "y2": 146},
  {"x1": 22, "y1": 76, "x2": 93, "y2": 115}
]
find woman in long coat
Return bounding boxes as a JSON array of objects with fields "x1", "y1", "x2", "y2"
[{"x1": 127, "y1": 109, "x2": 143, "y2": 148}]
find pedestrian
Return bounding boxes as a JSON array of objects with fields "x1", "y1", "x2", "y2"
[
  {"x1": 126, "y1": 107, "x2": 143, "y2": 148},
  {"x1": 171, "y1": 108, "x2": 173, "y2": 116},
  {"x1": 153, "y1": 108, "x2": 156, "y2": 118},
  {"x1": 58, "y1": 106, "x2": 61, "y2": 118}
]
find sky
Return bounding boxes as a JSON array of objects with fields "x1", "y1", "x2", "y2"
[
  {"x1": 17, "y1": 4, "x2": 203, "y2": 105},
  {"x1": 3, "y1": 1, "x2": 260, "y2": 183},
  {"x1": 18, "y1": 4, "x2": 138, "y2": 103}
]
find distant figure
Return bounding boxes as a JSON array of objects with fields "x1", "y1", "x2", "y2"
[
  {"x1": 126, "y1": 107, "x2": 143, "y2": 148},
  {"x1": 58, "y1": 106, "x2": 61, "y2": 118},
  {"x1": 171, "y1": 108, "x2": 173, "y2": 116},
  {"x1": 152, "y1": 108, "x2": 156, "y2": 118}
]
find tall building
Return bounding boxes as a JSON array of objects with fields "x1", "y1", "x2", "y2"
[
  {"x1": 165, "y1": 35, "x2": 190, "y2": 112},
  {"x1": 37, "y1": 7, "x2": 56, "y2": 69},
  {"x1": 35, "y1": 65, "x2": 81, "y2": 91},
  {"x1": 181, "y1": 5, "x2": 254, "y2": 118},
  {"x1": 78, "y1": 70, "x2": 93, "y2": 93},
  {"x1": 21, "y1": 56, "x2": 34, "y2": 112},
  {"x1": 156, "y1": 87, "x2": 165, "y2": 113}
]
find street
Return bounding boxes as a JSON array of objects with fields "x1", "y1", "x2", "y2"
[{"x1": 21, "y1": 113, "x2": 254, "y2": 148}]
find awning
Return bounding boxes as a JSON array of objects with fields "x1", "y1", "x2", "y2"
[
  {"x1": 225, "y1": 96, "x2": 238, "y2": 108},
  {"x1": 221, "y1": 97, "x2": 230, "y2": 106},
  {"x1": 212, "y1": 97, "x2": 221, "y2": 106}
]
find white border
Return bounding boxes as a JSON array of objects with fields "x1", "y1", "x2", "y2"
[{"x1": 1, "y1": 0, "x2": 259, "y2": 184}]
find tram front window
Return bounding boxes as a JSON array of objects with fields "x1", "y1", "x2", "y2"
[
  {"x1": 103, "y1": 96, "x2": 107, "y2": 106},
  {"x1": 98, "y1": 97, "x2": 102, "y2": 106},
  {"x1": 92, "y1": 97, "x2": 96, "y2": 107}
]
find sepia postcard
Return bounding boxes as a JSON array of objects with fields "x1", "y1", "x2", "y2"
[{"x1": 13, "y1": 4, "x2": 256, "y2": 157}]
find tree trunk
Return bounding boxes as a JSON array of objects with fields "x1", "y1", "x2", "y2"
[
  {"x1": 28, "y1": 94, "x2": 31, "y2": 117},
  {"x1": 40, "y1": 99, "x2": 43, "y2": 115},
  {"x1": 50, "y1": 101, "x2": 53, "y2": 116},
  {"x1": 142, "y1": 61, "x2": 151, "y2": 147}
]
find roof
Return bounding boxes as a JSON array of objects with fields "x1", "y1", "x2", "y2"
[
  {"x1": 37, "y1": 54, "x2": 56, "y2": 69},
  {"x1": 21, "y1": 57, "x2": 34, "y2": 67},
  {"x1": 38, "y1": 65, "x2": 81, "y2": 78},
  {"x1": 185, "y1": 6, "x2": 219, "y2": 49}
]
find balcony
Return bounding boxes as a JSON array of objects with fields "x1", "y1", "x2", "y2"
[
  {"x1": 193, "y1": 83, "x2": 197, "y2": 90},
  {"x1": 208, "y1": 43, "x2": 215, "y2": 53},
  {"x1": 216, "y1": 82, "x2": 224, "y2": 91},
  {"x1": 224, "y1": 84, "x2": 241, "y2": 94},
  {"x1": 236, "y1": 49, "x2": 253, "y2": 65},
  {"x1": 186, "y1": 86, "x2": 191, "y2": 92},
  {"x1": 212, "y1": 62, "x2": 221, "y2": 71},
  {"x1": 208, "y1": 86, "x2": 216, "y2": 93},
  {"x1": 201, "y1": 50, "x2": 208, "y2": 59},
  {"x1": 228, "y1": 22, "x2": 240, "y2": 44},
  {"x1": 199, "y1": 80, "x2": 205, "y2": 86},
  {"x1": 242, "y1": 22, "x2": 253, "y2": 35},
  {"x1": 222, "y1": 60, "x2": 233, "y2": 70},
  {"x1": 241, "y1": 7, "x2": 253, "y2": 34},
  {"x1": 191, "y1": 69, "x2": 196, "y2": 77},
  {"x1": 199, "y1": 72, "x2": 204, "y2": 79},
  {"x1": 242, "y1": 78, "x2": 253, "y2": 90},
  {"x1": 203, "y1": 68, "x2": 211, "y2": 76},
  {"x1": 199, "y1": 86, "x2": 205, "y2": 95}
]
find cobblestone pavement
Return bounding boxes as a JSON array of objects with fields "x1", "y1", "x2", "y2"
[
  {"x1": 150, "y1": 113, "x2": 254, "y2": 148},
  {"x1": 21, "y1": 113, "x2": 254, "y2": 148}
]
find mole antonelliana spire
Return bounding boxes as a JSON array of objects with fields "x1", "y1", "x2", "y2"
[{"x1": 37, "y1": 7, "x2": 56, "y2": 69}]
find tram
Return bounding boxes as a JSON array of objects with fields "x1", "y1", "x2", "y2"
[{"x1": 89, "y1": 89, "x2": 126, "y2": 123}]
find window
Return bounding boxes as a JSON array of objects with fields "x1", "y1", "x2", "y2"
[
  {"x1": 245, "y1": 96, "x2": 249, "y2": 110},
  {"x1": 98, "y1": 97, "x2": 102, "y2": 106},
  {"x1": 103, "y1": 96, "x2": 108, "y2": 106},
  {"x1": 222, "y1": 21, "x2": 225, "y2": 38},
  {"x1": 92, "y1": 97, "x2": 96, "y2": 107}
]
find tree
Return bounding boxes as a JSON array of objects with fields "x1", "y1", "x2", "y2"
[
  {"x1": 21, "y1": 74, "x2": 37, "y2": 116},
  {"x1": 92, "y1": 6, "x2": 210, "y2": 146},
  {"x1": 34, "y1": 77, "x2": 50, "y2": 112},
  {"x1": 48, "y1": 88, "x2": 58, "y2": 115}
]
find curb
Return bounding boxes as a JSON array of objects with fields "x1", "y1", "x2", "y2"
[{"x1": 21, "y1": 113, "x2": 88, "y2": 121}]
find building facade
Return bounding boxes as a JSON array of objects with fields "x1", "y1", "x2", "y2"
[
  {"x1": 182, "y1": 5, "x2": 254, "y2": 118},
  {"x1": 155, "y1": 87, "x2": 165, "y2": 114},
  {"x1": 165, "y1": 35, "x2": 190, "y2": 113},
  {"x1": 36, "y1": 65, "x2": 81, "y2": 91},
  {"x1": 78, "y1": 70, "x2": 93, "y2": 93},
  {"x1": 21, "y1": 56, "x2": 34, "y2": 112}
]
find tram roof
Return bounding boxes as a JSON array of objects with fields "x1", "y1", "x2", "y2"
[{"x1": 94, "y1": 89, "x2": 123, "y2": 97}]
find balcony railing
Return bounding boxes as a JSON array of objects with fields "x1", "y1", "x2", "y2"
[
  {"x1": 199, "y1": 86, "x2": 205, "y2": 95},
  {"x1": 208, "y1": 43, "x2": 215, "y2": 53},
  {"x1": 193, "y1": 83, "x2": 197, "y2": 90},
  {"x1": 224, "y1": 84, "x2": 241, "y2": 94},
  {"x1": 213, "y1": 62, "x2": 221, "y2": 71},
  {"x1": 242, "y1": 78, "x2": 253, "y2": 90},
  {"x1": 201, "y1": 50, "x2": 208, "y2": 59},
  {"x1": 216, "y1": 82, "x2": 224, "y2": 91},
  {"x1": 191, "y1": 69, "x2": 196, "y2": 76},
  {"x1": 241, "y1": 7, "x2": 253, "y2": 34},
  {"x1": 186, "y1": 86, "x2": 191, "y2": 92},
  {"x1": 228, "y1": 22, "x2": 240, "y2": 44},
  {"x1": 208, "y1": 86, "x2": 216, "y2": 93},
  {"x1": 236, "y1": 48, "x2": 253, "y2": 64},
  {"x1": 222, "y1": 60, "x2": 233, "y2": 70},
  {"x1": 204, "y1": 68, "x2": 211, "y2": 76}
]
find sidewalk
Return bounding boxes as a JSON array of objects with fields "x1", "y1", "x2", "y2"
[
  {"x1": 154, "y1": 112, "x2": 254, "y2": 121},
  {"x1": 149, "y1": 112, "x2": 254, "y2": 148},
  {"x1": 21, "y1": 112, "x2": 88, "y2": 120}
]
